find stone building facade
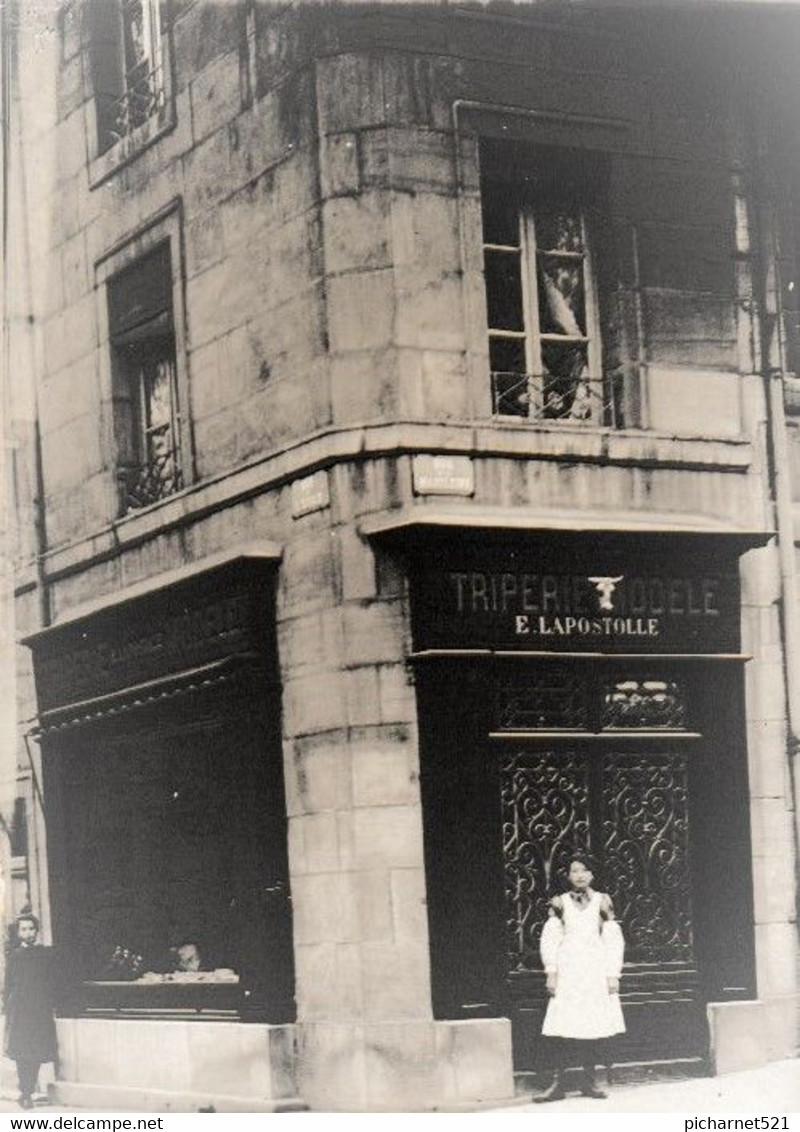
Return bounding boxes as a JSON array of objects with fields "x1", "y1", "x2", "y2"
[{"x1": 3, "y1": 0, "x2": 800, "y2": 1112}]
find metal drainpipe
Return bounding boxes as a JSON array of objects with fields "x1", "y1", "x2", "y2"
[
  {"x1": 753, "y1": 157, "x2": 800, "y2": 851},
  {"x1": 763, "y1": 329, "x2": 800, "y2": 838},
  {"x1": 2, "y1": 0, "x2": 52, "y2": 941},
  {"x1": 2, "y1": 0, "x2": 51, "y2": 631}
]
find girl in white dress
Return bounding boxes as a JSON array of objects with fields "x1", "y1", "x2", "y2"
[{"x1": 534, "y1": 857, "x2": 625, "y2": 1102}]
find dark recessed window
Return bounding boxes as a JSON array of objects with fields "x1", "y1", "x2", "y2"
[
  {"x1": 107, "y1": 243, "x2": 182, "y2": 513},
  {"x1": 89, "y1": 0, "x2": 167, "y2": 156}
]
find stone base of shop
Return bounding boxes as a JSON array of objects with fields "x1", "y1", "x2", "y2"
[
  {"x1": 53, "y1": 1019, "x2": 303, "y2": 1112},
  {"x1": 708, "y1": 998, "x2": 800, "y2": 1074},
  {"x1": 296, "y1": 1018, "x2": 515, "y2": 1111},
  {"x1": 53, "y1": 1017, "x2": 514, "y2": 1111}
]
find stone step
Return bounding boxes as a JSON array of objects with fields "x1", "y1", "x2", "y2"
[{"x1": 515, "y1": 1057, "x2": 707, "y2": 1097}]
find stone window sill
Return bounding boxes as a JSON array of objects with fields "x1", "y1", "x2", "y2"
[{"x1": 89, "y1": 102, "x2": 176, "y2": 190}]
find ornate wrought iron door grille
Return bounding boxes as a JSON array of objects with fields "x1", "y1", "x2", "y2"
[
  {"x1": 501, "y1": 750, "x2": 590, "y2": 973},
  {"x1": 500, "y1": 746, "x2": 695, "y2": 975},
  {"x1": 601, "y1": 752, "x2": 693, "y2": 963}
]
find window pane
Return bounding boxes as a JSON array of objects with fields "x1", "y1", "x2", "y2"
[
  {"x1": 601, "y1": 679, "x2": 687, "y2": 730},
  {"x1": 482, "y1": 189, "x2": 519, "y2": 247},
  {"x1": 485, "y1": 249, "x2": 524, "y2": 332},
  {"x1": 120, "y1": 344, "x2": 180, "y2": 509},
  {"x1": 490, "y1": 335, "x2": 526, "y2": 374},
  {"x1": 538, "y1": 258, "x2": 587, "y2": 336},
  {"x1": 108, "y1": 242, "x2": 171, "y2": 337},
  {"x1": 490, "y1": 336, "x2": 529, "y2": 418},
  {"x1": 145, "y1": 356, "x2": 173, "y2": 434},
  {"x1": 540, "y1": 342, "x2": 591, "y2": 420},
  {"x1": 122, "y1": 0, "x2": 159, "y2": 130},
  {"x1": 123, "y1": 0, "x2": 152, "y2": 74},
  {"x1": 144, "y1": 355, "x2": 176, "y2": 479},
  {"x1": 535, "y1": 210, "x2": 584, "y2": 254},
  {"x1": 497, "y1": 668, "x2": 589, "y2": 730}
]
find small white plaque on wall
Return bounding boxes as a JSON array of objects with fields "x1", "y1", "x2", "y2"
[
  {"x1": 291, "y1": 470, "x2": 330, "y2": 517},
  {"x1": 412, "y1": 454, "x2": 474, "y2": 497}
]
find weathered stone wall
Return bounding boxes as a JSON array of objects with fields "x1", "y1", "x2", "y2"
[
  {"x1": 8, "y1": 0, "x2": 799, "y2": 1109},
  {"x1": 29, "y1": 2, "x2": 328, "y2": 550},
  {"x1": 23, "y1": 4, "x2": 764, "y2": 557}
]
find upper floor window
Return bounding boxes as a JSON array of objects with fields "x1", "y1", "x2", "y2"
[
  {"x1": 481, "y1": 147, "x2": 616, "y2": 426},
  {"x1": 107, "y1": 243, "x2": 182, "y2": 512},
  {"x1": 89, "y1": 0, "x2": 168, "y2": 157}
]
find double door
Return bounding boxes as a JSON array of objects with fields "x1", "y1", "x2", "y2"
[
  {"x1": 417, "y1": 658, "x2": 756, "y2": 1070},
  {"x1": 501, "y1": 740, "x2": 701, "y2": 1066}
]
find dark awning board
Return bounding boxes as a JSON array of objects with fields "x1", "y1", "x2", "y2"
[
  {"x1": 360, "y1": 509, "x2": 773, "y2": 556},
  {"x1": 34, "y1": 654, "x2": 268, "y2": 735},
  {"x1": 360, "y1": 514, "x2": 766, "y2": 656},
  {"x1": 25, "y1": 551, "x2": 281, "y2": 717}
]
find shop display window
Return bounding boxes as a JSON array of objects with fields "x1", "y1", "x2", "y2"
[{"x1": 44, "y1": 690, "x2": 295, "y2": 1022}]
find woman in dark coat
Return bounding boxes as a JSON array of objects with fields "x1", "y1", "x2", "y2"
[{"x1": 3, "y1": 913, "x2": 58, "y2": 1109}]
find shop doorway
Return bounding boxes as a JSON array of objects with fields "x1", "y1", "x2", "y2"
[{"x1": 417, "y1": 656, "x2": 756, "y2": 1072}]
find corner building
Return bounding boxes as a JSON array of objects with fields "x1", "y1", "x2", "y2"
[{"x1": 5, "y1": 0, "x2": 800, "y2": 1111}]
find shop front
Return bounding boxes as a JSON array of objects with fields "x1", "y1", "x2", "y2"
[
  {"x1": 403, "y1": 529, "x2": 758, "y2": 1075},
  {"x1": 24, "y1": 551, "x2": 299, "y2": 1110}
]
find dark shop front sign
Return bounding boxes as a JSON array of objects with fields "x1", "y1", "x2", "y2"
[
  {"x1": 29, "y1": 561, "x2": 275, "y2": 713},
  {"x1": 410, "y1": 550, "x2": 740, "y2": 654}
]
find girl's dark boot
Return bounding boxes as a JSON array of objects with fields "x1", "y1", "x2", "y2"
[
  {"x1": 580, "y1": 1063, "x2": 608, "y2": 1099},
  {"x1": 533, "y1": 1071, "x2": 565, "y2": 1103}
]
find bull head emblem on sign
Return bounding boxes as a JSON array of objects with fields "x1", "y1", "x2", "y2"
[{"x1": 588, "y1": 576, "x2": 624, "y2": 612}]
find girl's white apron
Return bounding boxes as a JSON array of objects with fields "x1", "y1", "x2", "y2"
[{"x1": 541, "y1": 890, "x2": 626, "y2": 1040}]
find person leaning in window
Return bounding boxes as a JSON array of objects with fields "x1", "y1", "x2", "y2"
[
  {"x1": 3, "y1": 912, "x2": 58, "y2": 1110},
  {"x1": 533, "y1": 856, "x2": 625, "y2": 1103}
]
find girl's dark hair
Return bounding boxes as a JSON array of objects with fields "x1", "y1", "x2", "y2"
[
  {"x1": 567, "y1": 852, "x2": 596, "y2": 871},
  {"x1": 565, "y1": 851, "x2": 597, "y2": 869},
  {"x1": 16, "y1": 913, "x2": 39, "y2": 932},
  {"x1": 559, "y1": 850, "x2": 603, "y2": 888}
]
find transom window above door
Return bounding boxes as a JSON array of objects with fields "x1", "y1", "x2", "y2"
[{"x1": 494, "y1": 663, "x2": 694, "y2": 734}]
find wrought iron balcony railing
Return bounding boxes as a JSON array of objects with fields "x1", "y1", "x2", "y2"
[
  {"x1": 120, "y1": 445, "x2": 181, "y2": 513},
  {"x1": 491, "y1": 370, "x2": 618, "y2": 426},
  {"x1": 99, "y1": 61, "x2": 166, "y2": 149}
]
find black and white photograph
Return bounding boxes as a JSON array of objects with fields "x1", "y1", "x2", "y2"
[{"x1": 1, "y1": 0, "x2": 799, "y2": 1117}]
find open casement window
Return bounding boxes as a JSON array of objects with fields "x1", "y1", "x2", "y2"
[
  {"x1": 108, "y1": 243, "x2": 182, "y2": 513},
  {"x1": 482, "y1": 151, "x2": 616, "y2": 425},
  {"x1": 89, "y1": 0, "x2": 167, "y2": 155}
]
